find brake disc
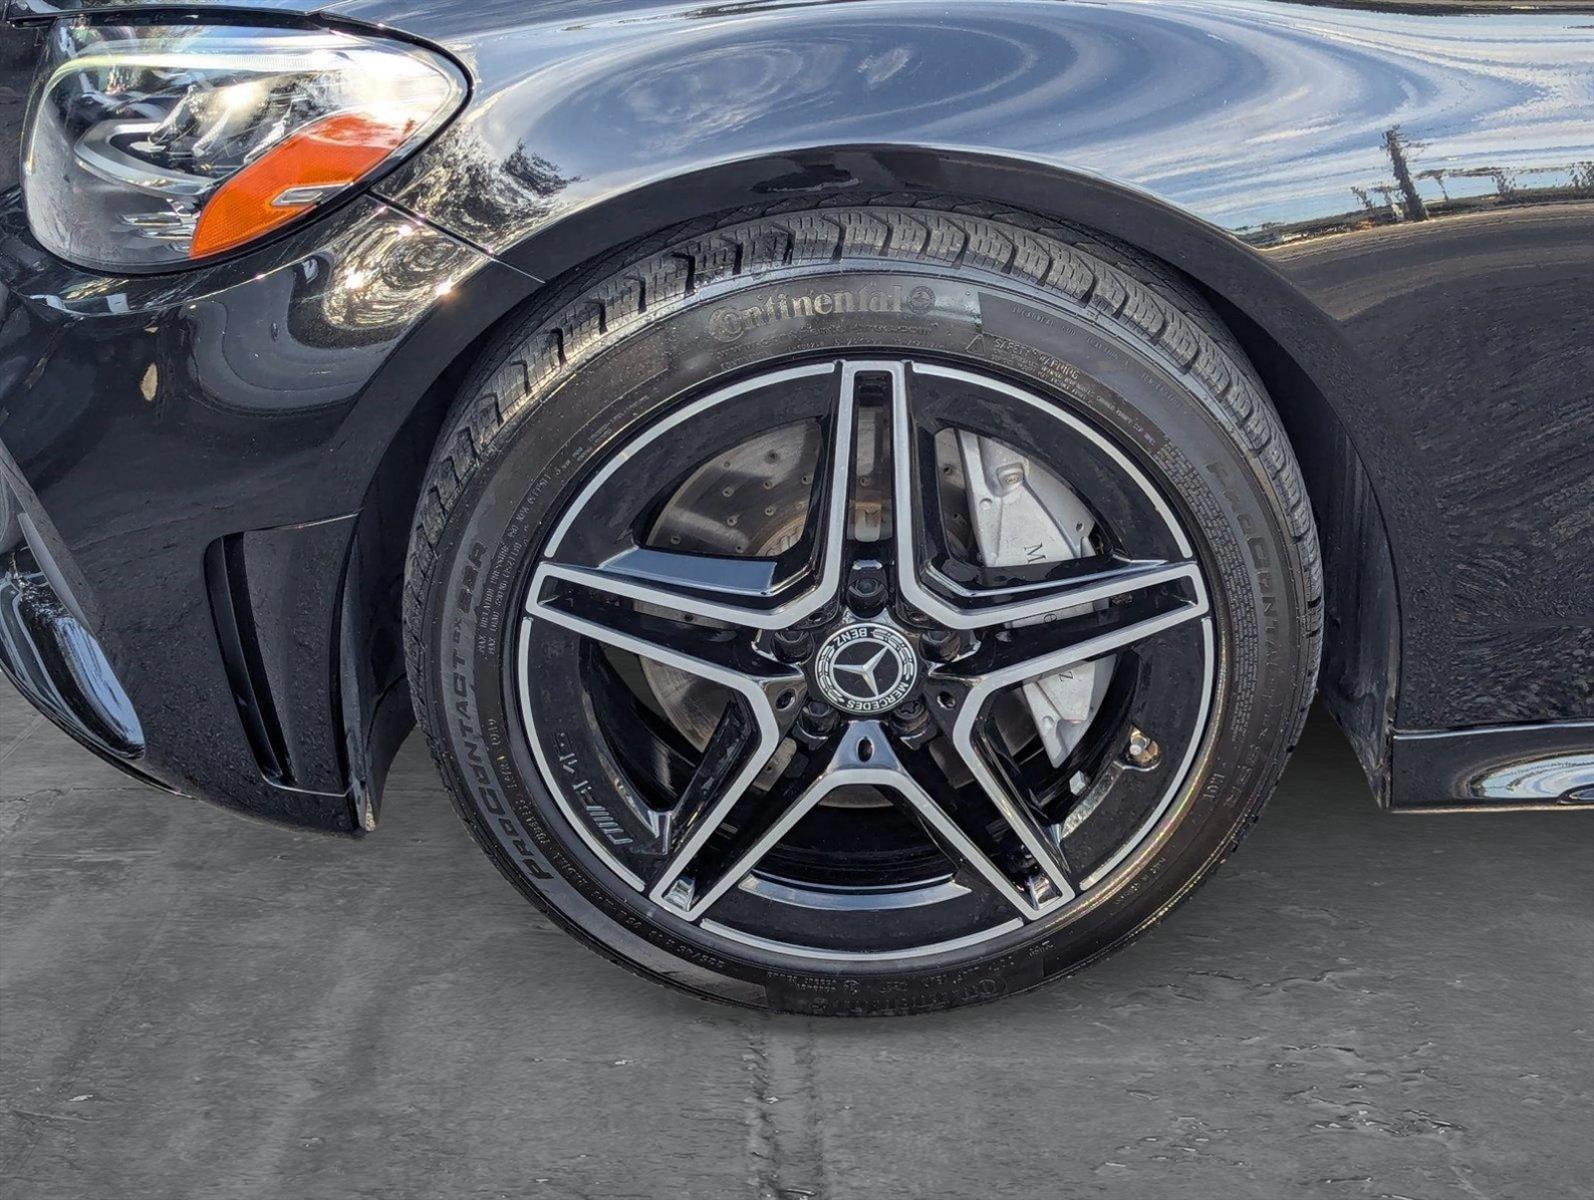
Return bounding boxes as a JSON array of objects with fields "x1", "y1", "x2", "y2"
[{"x1": 639, "y1": 423, "x2": 814, "y2": 775}]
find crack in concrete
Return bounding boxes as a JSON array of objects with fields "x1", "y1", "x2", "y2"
[{"x1": 744, "y1": 1019, "x2": 828, "y2": 1199}]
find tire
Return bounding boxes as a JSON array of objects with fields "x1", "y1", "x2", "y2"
[{"x1": 405, "y1": 201, "x2": 1322, "y2": 1015}]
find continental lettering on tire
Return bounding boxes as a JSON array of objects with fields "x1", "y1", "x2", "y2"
[{"x1": 707, "y1": 283, "x2": 936, "y2": 342}]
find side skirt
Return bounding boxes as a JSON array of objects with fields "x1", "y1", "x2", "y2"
[{"x1": 1389, "y1": 721, "x2": 1594, "y2": 812}]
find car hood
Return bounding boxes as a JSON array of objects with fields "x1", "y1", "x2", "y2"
[
  {"x1": 4, "y1": 0, "x2": 621, "y2": 23},
  {"x1": 12, "y1": 0, "x2": 1594, "y2": 17},
  {"x1": 7, "y1": 0, "x2": 331, "y2": 16},
  {"x1": 3, "y1": 0, "x2": 665, "y2": 44}
]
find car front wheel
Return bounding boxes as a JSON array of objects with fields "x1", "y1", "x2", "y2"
[{"x1": 405, "y1": 203, "x2": 1321, "y2": 1014}]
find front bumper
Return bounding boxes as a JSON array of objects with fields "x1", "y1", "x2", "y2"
[
  {"x1": 0, "y1": 190, "x2": 533, "y2": 831},
  {"x1": 0, "y1": 509, "x2": 148, "y2": 767}
]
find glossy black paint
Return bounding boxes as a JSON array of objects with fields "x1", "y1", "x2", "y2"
[
  {"x1": 1391, "y1": 722, "x2": 1594, "y2": 811},
  {"x1": 369, "y1": 0, "x2": 1594, "y2": 736},
  {"x1": 0, "y1": 190, "x2": 538, "y2": 827},
  {"x1": 1, "y1": 0, "x2": 1590, "y2": 829}
]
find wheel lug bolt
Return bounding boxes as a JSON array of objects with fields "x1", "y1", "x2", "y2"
[
  {"x1": 919, "y1": 628, "x2": 964, "y2": 662},
  {"x1": 795, "y1": 603, "x2": 838, "y2": 630},
  {"x1": 846, "y1": 574, "x2": 887, "y2": 613},
  {"x1": 892, "y1": 698, "x2": 929, "y2": 737},
  {"x1": 841, "y1": 564, "x2": 892, "y2": 611},
  {"x1": 798, "y1": 700, "x2": 839, "y2": 738},
  {"x1": 771, "y1": 628, "x2": 814, "y2": 661}
]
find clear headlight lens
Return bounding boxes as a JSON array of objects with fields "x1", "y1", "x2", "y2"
[{"x1": 22, "y1": 21, "x2": 465, "y2": 271}]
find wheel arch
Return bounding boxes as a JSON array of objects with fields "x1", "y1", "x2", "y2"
[{"x1": 354, "y1": 147, "x2": 1401, "y2": 811}]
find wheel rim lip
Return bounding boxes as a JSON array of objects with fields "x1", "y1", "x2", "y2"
[{"x1": 512, "y1": 354, "x2": 1218, "y2": 965}]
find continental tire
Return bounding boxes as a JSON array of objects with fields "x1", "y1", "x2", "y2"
[{"x1": 405, "y1": 203, "x2": 1322, "y2": 1015}]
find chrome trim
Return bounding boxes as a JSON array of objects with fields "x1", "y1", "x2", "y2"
[{"x1": 1391, "y1": 720, "x2": 1594, "y2": 810}]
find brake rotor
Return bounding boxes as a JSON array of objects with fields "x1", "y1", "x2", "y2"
[{"x1": 639, "y1": 424, "x2": 813, "y2": 785}]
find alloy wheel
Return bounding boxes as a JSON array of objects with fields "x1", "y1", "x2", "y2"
[{"x1": 516, "y1": 358, "x2": 1215, "y2": 961}]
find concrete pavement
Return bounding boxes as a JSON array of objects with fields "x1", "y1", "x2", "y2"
[{"x1": 3, "y1": 679, "x2": 1590, "y2": 1200}]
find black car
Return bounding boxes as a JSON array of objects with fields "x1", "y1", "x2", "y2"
[{"x1": 1, "y1": 0, "x2": 1590, "y2": 1015}]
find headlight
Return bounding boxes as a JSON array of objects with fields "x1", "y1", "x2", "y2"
[{"x1": 22, "y1": 21, "x2": 465, "y2": 272}]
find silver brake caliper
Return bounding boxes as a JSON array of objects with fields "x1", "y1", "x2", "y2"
[{"x1": 956, "y1": 433, "x2": 1112, "y2": 766}]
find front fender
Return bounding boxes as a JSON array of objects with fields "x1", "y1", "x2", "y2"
[{"x1": 370, "y1": 0, "x2": 1594, "y2": 740}]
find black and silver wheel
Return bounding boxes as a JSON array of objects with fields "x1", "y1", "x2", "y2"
[{"x1": 407, "y1": 204, "x2": 1321, "y2": 1014}]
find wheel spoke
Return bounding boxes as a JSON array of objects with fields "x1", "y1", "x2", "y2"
[
  {"x1": 534, "y1": 361, "x2": 862, "y2": 630},
  {"x1": 529, "y1": 565, "x2": 803, "y2": 685},
  {"x1": 652, "y1": 698, "x2": 764, "y2": 859},
  {"x1": 652, "y1": 723, "x2": 867, "y2": 920},
  {"x1": 804, "y1": 361, "x2": 864, "y2": 605},
  {"x1": 906, "y1": 589, "x2": 1208, "y2": 913},
  {"x1": 559, "y1": 545, "x2": 788, "y2": 603},
  {"x1": 929, "y1": 556, "x2": 1201, "y2": 630},
  {"x1": 886, "y1": 360, "x2": 1202, "y2": 631},
  {"x1": 525, "y1": 562, "x2": 803, "y2": 888},
  {"x1": 947, "y1": 586, "x2": 1209, "y2": 692},
  {"x1": 952, "y1": 721, "x2": 1079, "y2": 902},
  {"x1": 888, "y1": 736, "x2": 1071, "y2": 918},
  {"x1": 533, "y1": 551, "x2": 813, "y2": 632}
]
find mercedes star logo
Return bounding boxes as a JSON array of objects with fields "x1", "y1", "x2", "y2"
[{"x1": 813, "y1": 624, "x2": 919, "y2": 715}]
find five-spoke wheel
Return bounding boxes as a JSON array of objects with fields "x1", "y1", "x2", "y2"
[
  {"x1": 520, "y1": 360, "x2": 1212, "y2": 956},
  {"x1": 408, "y1": 205, "x2": 1319, "y2": 1012}
]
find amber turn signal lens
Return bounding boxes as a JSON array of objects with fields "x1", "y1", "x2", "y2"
[
  {"x1": 24, "y1": 25, "x2": 463, "y2": 271},
  {"x1": 189, "y1": 113, "x2": 413, "y2": 259}
]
